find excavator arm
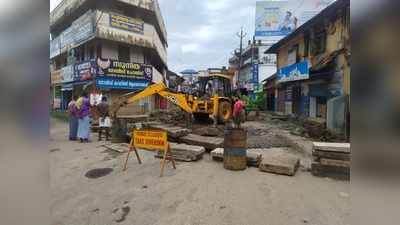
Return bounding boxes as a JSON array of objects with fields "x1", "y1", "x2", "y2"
[{"x1": 111, "y1": 82, "x2": 193, "y2": 118}]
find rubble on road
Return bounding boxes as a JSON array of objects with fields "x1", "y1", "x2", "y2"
[
  {"x1": 154, "y1": 142, "x2": 205, "y2": 161},
  {"x1": 147, "y1": 123, "x2": 191, "y2": 140},
  {"x1": 180, "y1": 134, "x2": 224, "y2": 150},
  {"x1": 192, "y1": 127, "x2": 222, "y2": 137},
  {"x1": 259, "y1": 148, "x2": 300, "y2": 176},
  {"x1": 210, "y1": 148, "x2": 262, "y2": 167},
  {"x1": 311, "y1": 142, "x2": 350, "y2": 180},
  {"x1": 149, "y1": 108, "x2": 187, "y2": 125},
  {"x1": 101, "y1": 143, "x2": 130, "y2": 153}
]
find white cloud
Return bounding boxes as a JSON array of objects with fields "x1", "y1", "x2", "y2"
[
  {"x1": 181, "y1": 43, "x2": 200, "y2": 54},
  {"x1": 205, "y1": 0, "x2": 230, "y2": 11}
]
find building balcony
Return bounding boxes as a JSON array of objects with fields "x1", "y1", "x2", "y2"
[{"x1": 50, "y1": 10, "x2": 167, "y2": 66}]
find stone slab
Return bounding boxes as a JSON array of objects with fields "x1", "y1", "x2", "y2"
[
  {"x1": 155, "y1": 142, "x2": 205, "y2": 162},
  {"x1": 180, "y1": 134, "x2": 224, "y2": 150},
  {"x1": 102, "y1": 143, "x2": 130, "y2": 153},
  {"x1": 312, "y1": 142, "x2": 350, "y2": 153},
  {"x1": 259, "y1": 148, "x2": 300, "y2": 176},
  {"x1": 312, "y1": 150, "x2": 350, "y2": 161},
  {"x1": 320, "y1": 158, "x2": 350, "y2": 168},
  {"x1": 148, "y1": 124, "x2": 190, "y2": 139},
  {"x1": 311, "y1": 162, "x2": 350, "y2": 180},
  {"x1": 211, "y1": 148, "x2": 262, "y2": 167}
]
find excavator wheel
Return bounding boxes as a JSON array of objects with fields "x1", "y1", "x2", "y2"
[
  {"x1": 193, "y1": 113, "x2": 210, "y2": 123},
  {"x1": 218, "y1": 101, "x2": 232, "y2": 123}
]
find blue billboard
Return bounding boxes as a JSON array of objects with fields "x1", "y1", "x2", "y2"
[
  {"x1": 255, "y1": 0, "x2": 334, "y2": 41},
  {"x1": 278, "y1": 61, "x2": 309, "y2": 83},
  {"x1": 251, "y1": 63, "x2": 259, "y2": 83}
]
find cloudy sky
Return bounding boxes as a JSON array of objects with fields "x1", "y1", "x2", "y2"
[{"x1": 50, "y1": 0, "x2": 256, "y2": 73}]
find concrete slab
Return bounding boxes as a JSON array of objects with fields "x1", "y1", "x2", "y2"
[
  {"x1": 155, "y1": 142, "x2": 205, "y2": 162},
  {"x1": 312, "y1": 142, "x2": 350, "y2": 153},
  {"x1": 148, "y1": 124, "x2": 190, "y2": 138},
  {"x1": 259, "y1": 148, "x2": 300, "y2": 176},
  {"x1": 211, "y1": 148, "x2": 262, "y2": 167},
  {"x1": 180, "y1": 134, "x2": 224, "y2": 150}
]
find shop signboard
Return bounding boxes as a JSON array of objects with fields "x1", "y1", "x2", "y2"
[
  {"x1": 62, "y1": 65, "x2": 75, "y2": 83},
  {"x1": 57, "y1": 10, "x2": 95, "y2": 51},
  {"x1": 51, "y1": 69, "x2": 63, "y2": 84},
  {"x1": 255, "y1": 0, "x2": 334, "y2": 41},
  {"x1": 109, "y1": 13, "x2": 144, "y2": 34},
  {"x1": 96, "y1": 58, "x2": 153, "y2": 81},
  {"x1": 251, "y1": 63, "x2": 259, "y2": 83},
  {"x1": 73, "y1": 10, "x2": 94, "y2": 44},
  {"x1": 74, "y1": 60, "x2": 96, "y2": 81},
  {"x1": 278, "y1": 61, "x2": 309, "y2": 83},
  {"x1": 96, "y1": 76, "x2": 149, "y2": 90}
]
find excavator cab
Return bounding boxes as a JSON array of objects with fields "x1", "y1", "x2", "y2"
[{"x1": 191, "y1": 73, "x2": 233, "y2": 123}]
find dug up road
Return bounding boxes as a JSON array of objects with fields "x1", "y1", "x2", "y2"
[{"x1": 50, "y1": 117, "x2": 349, "y2": 225}]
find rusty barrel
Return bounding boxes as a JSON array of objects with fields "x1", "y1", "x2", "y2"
[{"x1": 223, "y1": 128, "x2": 247, "y2": 170}]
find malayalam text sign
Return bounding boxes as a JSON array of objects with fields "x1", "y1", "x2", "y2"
[
  {"x1": 133, "y1": 130, "x2": 168, "y2": 151},
  {"x1": 109, "y1": 14, "x2": 144, "y2": 34},
  {"x1": 96, "y1": 58, "x2": 153, "y2": 81}
]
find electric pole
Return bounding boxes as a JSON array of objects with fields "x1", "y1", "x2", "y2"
[{"x1": 236, "y1": 27, "x2": 247, "y2": 89}]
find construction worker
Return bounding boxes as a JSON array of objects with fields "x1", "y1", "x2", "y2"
[{"x1": 232, "y1": 96, "x2": 246, "y2": 128}]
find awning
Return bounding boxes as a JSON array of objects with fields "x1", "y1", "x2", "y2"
[{"x1": 61, "y1": 83, "x2": 73, "y2": 91}]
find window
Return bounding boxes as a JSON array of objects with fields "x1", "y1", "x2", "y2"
[
  {"x1": 304, "y1": 34, "x2": 310, "y2": 57},
  {"x1": 311, "y1": 30, "x2": 326, "y2": 55},
  {"x1": 287, "y1": 44, "x2": 299, "y2": 65},
  {"x1": 118, "y1": 45, "x2": 130, "y2": 62}
]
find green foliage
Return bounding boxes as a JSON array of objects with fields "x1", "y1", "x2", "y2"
[{"x1": 241, "y1": 92, "x2": 266, "y2": 111}]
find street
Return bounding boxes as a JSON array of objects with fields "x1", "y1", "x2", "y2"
[{"x1": 50, "y1": 117, "x2": 349, "y2": 225}]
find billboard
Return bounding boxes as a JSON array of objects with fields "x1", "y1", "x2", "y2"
[
  {"x1": 96, "y1": 77, "x2": 149, "y2": 90},
  {"x1": 96, "y1": 58, "x2": 153, "y2": 81},
  {"x1": 255, "y1": 0, "x2": 334, "y2": 41},
  {"x1": 109, "y1": 14, "x2": 144, "y2": 34},
  {"x1": 278, "y1": 60, "x2": 309, "y2": 83}
]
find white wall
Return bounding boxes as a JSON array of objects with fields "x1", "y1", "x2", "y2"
[
  {"x1": 258, "y1": 64, "x2": 276, "y2": 83},
  {"x1": 101, "y1": 42, "x2": 118, "y2": 60}
]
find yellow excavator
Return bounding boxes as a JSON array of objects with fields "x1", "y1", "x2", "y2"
[{"x1": 111, "y1": 73, "x2": 234, "y2": 125}]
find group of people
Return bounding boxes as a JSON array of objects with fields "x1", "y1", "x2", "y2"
[{"x1": 67, "y1": 92, "x2": 111, "y2": 142}]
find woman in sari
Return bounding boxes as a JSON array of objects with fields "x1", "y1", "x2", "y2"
[
  {"x1": 77, "y1": 92, "x2": 91, "y2": 143},
  {"x1": 67, "y1": 96, "x2": 78, "y2": 140}
]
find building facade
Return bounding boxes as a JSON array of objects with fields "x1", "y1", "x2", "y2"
[
  {"x1": 50, "y1": 0, "x2": 167, "y2": 115},
  {"x1": 229, "y1": 40, "x2": 276, "y2": 98},
  {"x1": 266, "y1": 0, "x2": 350, "y2": 135}
]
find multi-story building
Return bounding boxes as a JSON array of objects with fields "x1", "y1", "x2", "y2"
[
  {"x1": 265, "y1": 0, "x2": 350, "y2": 135},
  {"x1": 229, "y1": 40, "x2": 276, "y2": 97},
  {"x1": 50, "y1": 0, "x2": 167, "y2": 114}
]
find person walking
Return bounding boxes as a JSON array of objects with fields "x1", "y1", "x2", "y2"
[
  {"x1": 97, "y1": 96, "x2": 111, "y2": 141},
  {"x1": 77, "y1": 92, "x2": 91, "y2": 143},
  {"x1": 67, "y1": 96, "x2": 79, "y2": 140}
]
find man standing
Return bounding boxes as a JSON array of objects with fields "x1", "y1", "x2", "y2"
[{"x1": 97, "y1": 96, "x2": 111, "y2": 141}]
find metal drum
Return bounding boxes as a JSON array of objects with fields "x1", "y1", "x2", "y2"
[{"x1": 223, "y1": 128, "x2": 247, "y2": 170}]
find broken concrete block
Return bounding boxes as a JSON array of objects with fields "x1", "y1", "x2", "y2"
[
  {"x1": 311, "y1": 162, "x2": 350, "y2": 180},
  {"x1": 211, "y1": 148, "x2": 262, "y2": 167},
  {"x1": 312, "y1": 150, "x2": 350, "y2": 161},
  {"x1": 180, "y1": 134, "x2": 224, "y2": 150},
  {"x1": 259, "y1": 148, "x2": 300, "y2": 176},
  {"x1": 148, "y1": 124, "x2": 191, "y2": 139},
  {"x1": 102, "y1": 143, "x2": 130, "y2": 153},
  {"x1": 312, "y1": 142, "x2": 350, "y2": 153},
  {"x1": 155, "y1": 142, "x2": 205, "y2": 162}
]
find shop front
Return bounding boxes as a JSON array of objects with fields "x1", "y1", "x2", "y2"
[{"x1": 277, "y1": 61, "x2": 310, "y2": 116}]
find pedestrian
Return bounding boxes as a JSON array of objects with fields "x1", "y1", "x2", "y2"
[
  {"x1": 77, "y1": 92, "x2": 91, "y2": 143},
  {"x1": 67, "y1": 95, "x2": 79, "y2": 140},
  {"x1": 97, "y1": 96, "x2": 111, "y2": 141},
  {"x1": 232, "y1": 96, "x2": 246, "y2": 128}
]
